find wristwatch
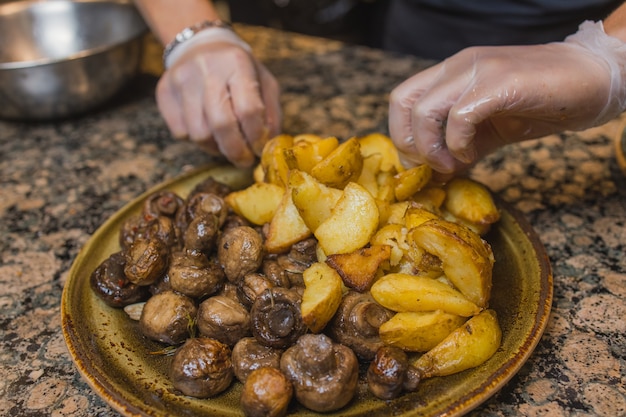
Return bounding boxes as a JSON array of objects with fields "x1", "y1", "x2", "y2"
[{"x1": 162, "y1": 20, "x2": 234, "y2": 66}]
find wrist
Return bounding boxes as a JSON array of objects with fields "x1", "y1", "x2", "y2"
[
  {"x1": 565, "y1": 20, "x2": 626, "y2": 125},
  {"x1": 163, "y1": 20, "x2": 251, "y2": 69}
]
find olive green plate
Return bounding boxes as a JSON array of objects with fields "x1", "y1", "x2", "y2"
[{"x1": 62, "y1": 165, "x2": 553, "y2": 417}]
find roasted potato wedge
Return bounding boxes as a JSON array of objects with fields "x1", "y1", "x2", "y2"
[
  {"x1": 370, "y1": 273, "x2": 481, "y2": 317},
  {"x1": 289, "y1": 169, "x2": 342, "y2": 232},
  {"x1": 301, "y1": 262, "x2": 344, "y2": 333},
  {"x1": 224, "y1": 182, "x2": 284, "y2": 226},
  {"x1": 394, "y1": 164, "x2": 432, "y2": 202},
  {"x1": 260, "y1": 134, "x2": 294, "y2": 187},
  {"x1": 264, "y1": 186, "x2": 312, "y2": 254},
  {"x1": 284, "y1": 135, "x2": 339, "y2": 173},
  {"x1": 411, "y1": 309, "x2": 501, "y2": 378},
  {"x1": 311, "y1": 137, "x2": 363, "y2": 189},
  {"x1": 357, "y1": 153, "x2": 383, "y2": 197},
  {"x1": 370, "y1": 224, "x2": 409, "y2": 268},
  {"x1": 315, "y1": 182, "x2": 379, "y2": 255},
  {"x1": 379, "y1": 310, "x2": 466, "y2": 352},
  {"x1": 410, "y1": 218, "x2": 494, "y2": 307},
  {"x1": 326, "y1": 244, "x2": 391, "y2": 292},
  {"x1": 403, "y1": 205, "x2": 439, "y2": 229},
  {"x1": 443, "y1": 178, "x2": 500, "y2": 235},
  {"x1": 358, "y1": 133, "x2": 404, "y2": 173}
]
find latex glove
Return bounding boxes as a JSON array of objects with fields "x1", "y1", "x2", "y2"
[
  {"x1": 157, "y1": 31, "x2": 281, "y2": 168},
  {"x1": 389, "y1": 21, "x2": 626, "y2": 178}
]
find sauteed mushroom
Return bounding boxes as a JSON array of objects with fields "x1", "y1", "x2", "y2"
[
  {"x1": 280, "y1": 333, "x2": 358, "y2": 412},
  {"x1": 90, "y1": 251, "x2": 149, "y2": 307},
  {"x1": 237, "y1": 273, "x2": 274, "y2": 309},
  {"x1": 241, "y1": 367, "x2": 293, "y2": 417},
  {"x1": 123, "y1": 235, "x2": 169, "y2": 286},
  {"x1": 232, "y1": 337, "x2": 283, "y2": 383},
  {"x1": 168, "y1": 250, "x2": 225, "y2": 299},
  {"x1": 138, "y1": 291, "x2": 196, "y2": 345},
  {"x1": 197, "y1": 295, "x2": 251, "y2": 346},
  {"x1": 218, "y1": 226, "x2": 264, "y2": 283},
  {"x1": 143, "y1": 190, "x2": 184, "y2": 219},
  {"x1": 250, "y1": 288, "x2": 306, "y2": 349},
  {"x1": 367, "y1": 346, "x2": 420, "y2": 400},
  {"x1": 328, "y1": 291, "x2": 394, "y2": 360},
  {"x1": 169, "y1": 337, "x2": 233, "y2": 398}
]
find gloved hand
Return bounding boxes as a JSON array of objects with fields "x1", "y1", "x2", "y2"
[
  {"x1": 157, "y1": 29, "x2": 281, "y2": 168},
  {"x1": 389, "y1": 21, "x2": 626, "y2": 178}
]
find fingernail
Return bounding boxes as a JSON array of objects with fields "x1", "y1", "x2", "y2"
[{"x1": 456, "y1": 147, "x2": 477, "y2": 164}]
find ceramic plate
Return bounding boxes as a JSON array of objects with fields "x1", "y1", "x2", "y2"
[{"x1": 62, "y1": 164, "x2": 553, "y2": 417}]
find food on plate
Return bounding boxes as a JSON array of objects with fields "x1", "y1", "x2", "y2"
[
  {"x1": 169, "y1": 337, "x2": 233, "y2": 398},
  {"x1": 232, "y1": 337, "x2": 283, "y2": 383},
  {"x1": 325, "y1": 244, "x2": 391, "y2": 292},
  {"x1": 410, "y1": 218, "x2": 495, "y2": 307},
  {"x1": 411, "y1": 309, "x2": 502, "y2": 378},
  {"x1": 89, "y1": 132, "x2": 503, "y2": 414},
  {"x1": 367, "y1": 345, "x2": 420, "y2": 400},
  {"x1": 280, "y1": 333, "x2": 359, "y2": 412},
  {"x1": 371, "y1": 273, "x2": 481, "y2": 317},
  {"x1": 327, "y1": 290, "x2": 394, "y2": 360},
  {"x1": 300, "y1": 262, "x2": 344, "y2": 333},
  {"x1": 314, "y1": 182, "x2": 379, "y2": 255},
  {"x1": 241, "y1": 366, "x2": 293, "y2": 417},
  {"x1": 378, "y1": 310, "x2": 467, "y2": 352}
]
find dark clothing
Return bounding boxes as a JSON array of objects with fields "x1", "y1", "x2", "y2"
[
  {"x1": 383, "y1": 0, "x2": 623, "y2": 59},
  {"x1": 227, "y1": 0, "x2": 623, "y2": 60}
]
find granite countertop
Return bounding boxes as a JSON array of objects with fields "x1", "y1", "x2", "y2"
[{"x1": 1, "y1": 26, "x2": 625, "y2": 417}]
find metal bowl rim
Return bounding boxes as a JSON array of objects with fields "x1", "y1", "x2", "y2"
[{"x1": 0, "y1": 0, "x2": 147, "y2": 70}]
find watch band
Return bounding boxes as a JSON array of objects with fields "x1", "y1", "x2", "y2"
[{"x1": 162, "y1": 20, "x2": 235, "y2": 67}]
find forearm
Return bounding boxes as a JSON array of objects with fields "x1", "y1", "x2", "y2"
[
  {"x1": 133, "y1": 0, "x2": 222, "y2": 46},
  {"x1": 602, "y1": 1, "x2": 626, "y2": 42}
]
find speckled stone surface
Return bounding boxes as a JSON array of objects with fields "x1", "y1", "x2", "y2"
[{"x1": 1, "y1": 26, "x2": 625, "y2": 417}]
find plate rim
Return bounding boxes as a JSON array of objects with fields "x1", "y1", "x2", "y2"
[{"x1": 62, "y1": 165, "x2": 553, "y2": 417}]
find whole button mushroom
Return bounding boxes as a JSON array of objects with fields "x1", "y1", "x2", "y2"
[
  {"x1": 232, "y1": 337, "x2": 283, "y2": 383},
  {"x1": 89, "y1": 251, "x2": 149, "y2": 307},
  {"x1": 123, "y1": 235, "x2": 169, "y2": 286},
  {"x1": 280, "y1": 333, "x2": 359, "y2": 412},
  {"x1": 241, "y1": 367, "x2": 293, "y2": 417},
  {"x1": 196, "y1": 295, "x2": 251, "y2": 346},
  {"x1": 169, "y1": 337, "x2": 233, "y2": 398},
  {"x1": 168, "y1": 250, "x2": 225, "y2": 299},
  {"x1": 138, "y1": 291, "x2": 197, "y2": 345},
  {"x1": 367, "y1": 345, "x2": 421, "y2": 400},
  {"x1": 327, "y1": 291, "x2": 394, "y2": 360},
  {"x1": 250, "y1": 288, "x2": 306, "y2": 349},
  {"x1": 218, "y1": 226, "x2": 264, "y2": 284}
]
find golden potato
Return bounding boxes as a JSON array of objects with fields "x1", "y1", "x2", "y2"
[
  {"x1": 358, "y1": 133, "x2": 404, "y2": 173},
  {"x1": 370, "y1": 273, "x2": 481, "y2": 317},
  {"x1": 410, "y1": 186, "x2": 447, "y2": 213},
  {"x1": 370, "y1": 224, "x2": 409, "y2": 267},
  {"x1": 284, "y1": 135, "x2": 339, "y2": 173},
  {"x1": 357, "y1": 153, "x2": 383, "y2": 197},
  {"x1": 289, "y1": 169, "x2": 342, "y2": 232},
  {"x1": 224, "y1": 182, "x2": 285, "y2": 226},
  {"x1": 403, "y1": 205, "x2": 439, "y2": 229},
  {"x1": 394, "y1": 164, "x2": 432, "y2": 202},
  {"x1": 301, "y1": 262, "x2": 344, "y2": 333},
  {"x1": 314, "y1": 182, "x2": 379, "y2": 255},
  {"x1": 326, "y1": 244, "x2": 391, "y2": 292},
  {"x1": 264, "y1": 186, "x2": 312, "y2": 254},
  {"x1": 311, "y1": 137, "x2": 364, "y2": 189},
  {"x1": 260, "y1": 134, "x2": 294, "y2": 187},
  {"x1": 411, "y1": 309, "x2": 502, "y2": 378},
  {"x1": 410, "y1": 218, "x2": 494, "y2": 308},
  {"x1": 379, "y1": 310, "x2": 466, "y2": 352},
  {"x1": 376, "y1": 170, "x2": 397, "y2": 203},
  {"x1": 443, "y1": 178, "x2": 500, "y2": 235}
]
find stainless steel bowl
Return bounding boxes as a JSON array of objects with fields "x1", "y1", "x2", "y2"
[{"x1": 0, "y1": 0, "x2": 148, "y2": 120}]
